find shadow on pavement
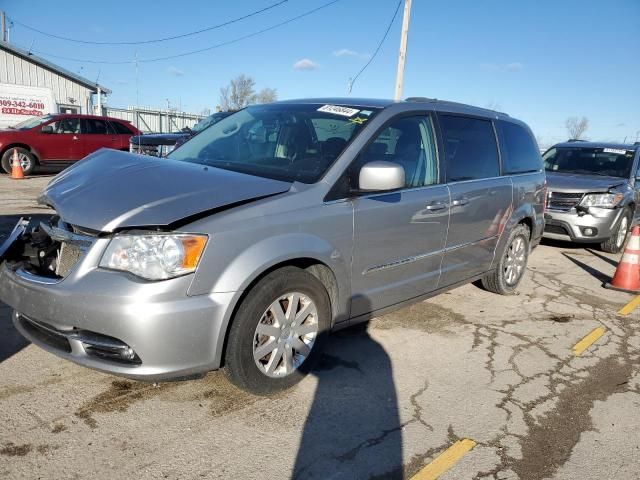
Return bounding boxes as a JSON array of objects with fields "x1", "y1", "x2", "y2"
[
  {"x1": 562, "y1": 252, "x2": 611, "y2": 283},
  {"x1": 0, "y1": 215, "x2": 47, "y2": 363},
  {"x1": 0, "y1": 304, "x2": 28, "y2": 362},
  {"x1": 540, "y1": 237, "x2": 600, "y2": 250},
  {"x1": 293, "y1": 320, "x2": 403, "y2": 479},
  {"x1": 586, "y1": 248, "x2": 619, "y2": 268}
]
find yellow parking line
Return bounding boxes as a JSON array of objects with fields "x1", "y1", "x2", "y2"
[
  {"x1": 618, "y1": 295, "x2": 640, "y2": 316},
  {"x1": 572, "y1": 327, "x2": 606, "y2": 356},
  {"x1": 411, "y1": 439, "x2": 476, "y2": 480}
]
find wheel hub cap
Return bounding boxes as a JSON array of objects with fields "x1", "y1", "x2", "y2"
[
  {"x1": 504, "y1": 235, "x2": 527, "y2": 286},
  {"x1": 253, "y1": 292, "x2": 319, "y2": 378}
]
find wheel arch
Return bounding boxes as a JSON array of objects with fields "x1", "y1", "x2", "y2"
[
  {"x1": 1, "y1": 143, "x2": 39, "y2": 162},
  {"x1": 216, "y1": 257, "x2": 342, "y2": 369}
]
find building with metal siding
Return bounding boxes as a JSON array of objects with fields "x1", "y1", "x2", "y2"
[{"x1": 0, "y1": 40, "x2": 110, "y2": 115}]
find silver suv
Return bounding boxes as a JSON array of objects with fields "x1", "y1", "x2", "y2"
[
  {"x1": 0, "y1": 98, "x2": 545, "y2": 394},
  {"x1": 543, "y1": 141, "x2": 639, "y2": 253}
]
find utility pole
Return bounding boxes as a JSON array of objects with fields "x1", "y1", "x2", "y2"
[
  {"x1": 1, "y1": 11, "x2": 7, "y2": 43},
  {"x1": 394, "y1": 0, "x2": 412, "y2": 101}
]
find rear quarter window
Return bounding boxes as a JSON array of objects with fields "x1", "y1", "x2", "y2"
[
  {"x1": 110, "y1": 121, "x2": 134, "y2": 135},
  {"x1": 497, "y1": 121, "x2": 542, "y2": 174}
]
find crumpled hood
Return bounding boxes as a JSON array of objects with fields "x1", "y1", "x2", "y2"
[
  {"x1": 546, "y1": 171, "x2": 626, "y2": 193},
  {"x1": 39, "y1": 149, "x2": 292, "y2": 232}
]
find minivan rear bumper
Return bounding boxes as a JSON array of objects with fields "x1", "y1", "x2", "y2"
[
  {"x1": 543, "y1": 207, "x2": 624, "y2": 243},
  {"x1": 0, "y1": 262, "x2": 235, "y2": 381}
]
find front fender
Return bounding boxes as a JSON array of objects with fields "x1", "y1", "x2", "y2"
[{"x1": 193, "y1": 233, "x2": 352, "y2": 368}]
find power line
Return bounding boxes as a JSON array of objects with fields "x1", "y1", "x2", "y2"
[
  {"x1": 348, "y1": 0, "x2": 402, "y2": 93},
  {"x1": 20, "y1": 0, "x2": 342, "y2": 65},
  {"x1": 9, "y1": 0, "x2": 289, "y2": 45}
]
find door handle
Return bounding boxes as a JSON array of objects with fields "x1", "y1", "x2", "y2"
[
  {"x1": 451, "y1": 197, "x2": 469, "y2": 206},
  {"x1": 72, "y1": 136, "x2": 79, "y2": 140},
  {"x1": 425, "y1": 202, "x2": 447, "y2": 212}
]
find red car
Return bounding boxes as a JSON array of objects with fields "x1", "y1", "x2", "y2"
[{"x1": 0, "y1": 114, "x2": 140, "y2": 174}]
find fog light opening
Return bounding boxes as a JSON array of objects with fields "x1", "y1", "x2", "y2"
[{"x1": 581, "y1": 227, "x2": 598, "y2": 237}]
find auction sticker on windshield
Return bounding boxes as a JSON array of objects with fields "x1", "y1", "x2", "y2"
[
  {"x1": 317, "y1": 105, "x2": 360, "y2": 117},
  {"x1": 603, "y1": 148, "x2": 628, "y2": 155}
]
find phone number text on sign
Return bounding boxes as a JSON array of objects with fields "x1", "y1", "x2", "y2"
[{"x1": 0, "y1": 100, "x2": 46, "y2": 109}]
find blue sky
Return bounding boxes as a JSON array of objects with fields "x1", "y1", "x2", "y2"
[{"x1": 4, "y1": 0, "x2": 639, "y2": 146}]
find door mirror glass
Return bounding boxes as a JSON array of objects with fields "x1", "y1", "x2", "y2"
[
  {"x1": 359, "y1": 161, "x2": 405, "y2": 192},
  {"x1": 41, "y1": 125, "x2": 54, "y2": 134}
]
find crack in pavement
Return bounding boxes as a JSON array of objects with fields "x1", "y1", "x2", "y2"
[{"x1": 461, "y1": 266, "x2": 640, "y2": 479}]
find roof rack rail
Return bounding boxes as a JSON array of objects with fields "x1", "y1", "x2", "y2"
[
  {"x1": 567, "y1": 139, "x2": 587, "y2": 142},
  {"x1": 404, "y1": 97, "x2": 437, "y2": 103},
  {"x1": 403, "y1": 97, "x2": 510, "y2": 116}
]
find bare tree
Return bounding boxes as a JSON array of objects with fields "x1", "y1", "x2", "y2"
[
  {"x1": 565, "y1": 116, "x2": 589, "y2": 139},
  {"x1": 219, "y1": 74, "x2": 256, "y2": 111},
  {"x1": 254, "y1": 87, "x2": 278, "y2": 104},
  {"x1": 219, "y1": 75, "x2": 277, "y2": 110}
]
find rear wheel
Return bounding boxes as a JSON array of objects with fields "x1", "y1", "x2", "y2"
[
  {"x1": 224, "y1": 267, "x2": 331, "y2": 395},
  {"x1": 481, "y1": 224, "x2": 530, "y2": 295},
  {"x1": 600, "y1": 209, "x2": 631, "y2": 254},
  {"x1": 1, "y1": 148, "x2": 36, "y2": 175}
]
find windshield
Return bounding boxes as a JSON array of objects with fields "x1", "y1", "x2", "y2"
[
  {"x1": 11, "y1": 115, "x2": 54, "y2": 130},
  {"x1": 168, "y1": 103, "x2": 379, "y2": 183},
  {"x1": 543, "y1": 147, "x2": 635, "y2": 178}
]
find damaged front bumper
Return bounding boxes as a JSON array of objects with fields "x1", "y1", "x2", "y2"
[{"x1": 0, "y1": 216, "x2": 233, "y2": 381}]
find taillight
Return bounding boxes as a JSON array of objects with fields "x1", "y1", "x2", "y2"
[{"x1": 542, "y1": 180, "x2": 548, "y2": 214}]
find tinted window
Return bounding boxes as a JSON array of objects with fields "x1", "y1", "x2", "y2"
[
  {"x1": 498, "y1": 121, "x2": 542, "y2": 174},
  {"x1": 83, "y1": 119, "x2": 109, "y2": 134},
  {"x1": 48, "y1": 118, "x2": 80, "y2": 134},
  {"x1": 110, "y1": 121, "x2": 133, "y2": 134},
  {"x1": 439, "y1": 115, "x2": 499, "y2": 182},
  {"x1": 356, "y1": 115, "x2": 438, "y2": 188},
  {"x1": 169, "y1": 104, "x2": 379, "y2": 183}
]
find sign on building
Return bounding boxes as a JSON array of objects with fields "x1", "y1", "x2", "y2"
[{"x1": 0, "y1": 83, "x2": 56, "y2": 128}]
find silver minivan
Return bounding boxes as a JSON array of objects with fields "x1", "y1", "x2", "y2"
[{"x1": 0, "y1": 98, "x2": 545, "y2": 394}]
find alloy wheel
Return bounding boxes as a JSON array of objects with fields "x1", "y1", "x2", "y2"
[
  {"x1": 253, "y1": 292, "x2": 319, "y2": 378},
  {"x1": 616, "y1": 216, "x2": 629, "y2": 249},
  {"x1": 504, "y1": 235, "x2": 527, "y2": 286}
]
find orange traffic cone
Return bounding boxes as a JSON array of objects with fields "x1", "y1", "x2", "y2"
[
  {"x1": 605, "y1": 225, "x2": 640, "y2": 293},
  {"x1": 10, "y1": 148, "x2": 25, "y2": 180}
]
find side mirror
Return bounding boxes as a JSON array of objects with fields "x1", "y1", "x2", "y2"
[
  {"x1": 181, "y1": 127, "x2": 192, "y2": 133},
  {"x1": 41, "y1": 125, "x2": 54, "y2": 134},
  {"x1": 358, "y1": 161, "x2": 405, "y2": 192}
]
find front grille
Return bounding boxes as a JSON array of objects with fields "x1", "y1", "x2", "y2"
[
  {"x1": 547, "y1": 191, "x2": 583, "y2": 211},
  {"x1": 130, "y1": 144, "x2": 161, "y2": 156},
  {"x1": 56, "y1": 241, "x2": 84, "y2": 277},
  {"x1": 23, "y1": 217, "x2": 94, "y2": 281}
]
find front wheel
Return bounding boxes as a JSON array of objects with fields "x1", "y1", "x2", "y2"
[
  {"x1": 481, "y1": 224, "x2": 530, "y2": 295},
  {"x1": 600, "y1": 209, "x2": 631, "y2": 254},
  {"x1": 224, "y1": 267, "x2": 331, "y2": 395},
  {"x1": 1, "y1": 147, "x2": 36, "y2": 175}
]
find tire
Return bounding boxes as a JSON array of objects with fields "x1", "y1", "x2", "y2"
[
  {"x1": 224, "y1": 266, "x2": 331, "y2": 395},
  {"x1": 481, "y1": 224, "x2": 531, "y2": 295},
  {"x1": 600, "y1": 208, "x2": 632, "y2": 254},
  {"x1": 1, "y1": 148, "x2": 36, "y2": 175}
]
